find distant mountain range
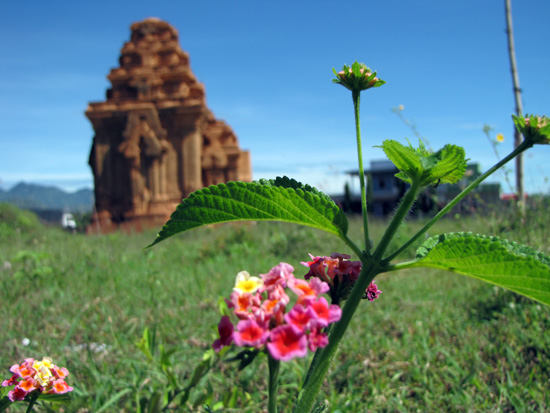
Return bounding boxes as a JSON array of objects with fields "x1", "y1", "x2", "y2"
[{"x1": 0, "y1": 182, "x2": 94, "y2": 213}]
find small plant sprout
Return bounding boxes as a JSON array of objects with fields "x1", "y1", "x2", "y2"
[{"x1": 150, "y1": 62, "x2": 550, "y2": 412}]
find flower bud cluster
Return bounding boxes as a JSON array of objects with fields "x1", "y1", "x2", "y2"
[
  {"x1": 213, "y1": 264, "x2": 342, "y2": 361},
  {"x1": 513, "y1": 114, "x2": 550, "y2": 145},
  {"x1": 302, "y1": 253, "x2": 381, "y2": 304},
  {"x1": 332, "y1": 61, "x2": 385, "y2": 92},
  {"x1": 2, "y1": 357, "x2": 73, "y2": 402}
]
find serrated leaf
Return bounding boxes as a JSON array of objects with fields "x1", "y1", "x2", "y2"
[
  {"x1": 378, "y1": 140, "x2": 421, "y2": 183},
  {"x1": 428, "y1": 145, "x2": 467, "y2": 184},
  {"x1": 378, "y1": 140, "x2": 467, "y2": 187},
  {"x1": 412, "y1": 232, "x2": 550, "y2": 305},
  {"x1": 149, "y1": 177, "x2": 348, "y2": 247}
]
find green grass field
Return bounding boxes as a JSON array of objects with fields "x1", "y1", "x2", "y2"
[{"x1": 1, "y1": 203, "x2": 549, "y2": 412}]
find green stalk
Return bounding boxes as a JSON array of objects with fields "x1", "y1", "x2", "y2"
[
  {"x1": 25, "y1": 392, "x2": 40, "y2": 413},
  {"x1": 300, "y1": 324, "x2": 334, "y2": 391},
  {"x1": 383, "y1": 140, "x2": 533, "y2": 263},
  {"x1": 372, "y1": 179, "x2": 422, "y2": 261},
  {"x1": 341, "y1": 233, "x2": 364, "y2": 260},
  {"x1": 293, "y1": 260, "x2": 380, "y2": 412},
  {"x1": 268, "y1": 355, "x2": 280, "y2": 413},
  {"x1": 352, "y1": 90, "x2": 371, "y2": 254},
  {"x1": 294, "y1": 175, "x2": 423, "y2": 412}
]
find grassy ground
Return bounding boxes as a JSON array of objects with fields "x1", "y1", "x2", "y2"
[{"x1": 0, "y1": 203, "x2": 549, "y2": 411}]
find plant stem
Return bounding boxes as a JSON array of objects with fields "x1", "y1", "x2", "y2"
[
  {"x1": 300, "y1": 324, "x2": 333, "y2": 391},
  {"x1": 294, "y1": 90, "x2": 424, "y2": 412},
  {"x1": 294, "y1": 260, "x2": 380, "y2": 412},
  {"x1": 352, "y1": 90, "x2": 371, "y2": 255},
  {"x1": 268, "y1": 355, "x2": 280, "y2": 413},
  {"x1": 383, "y1": 140, "x2": 532, "y2": 263},
  {"x1": 25, "y1": 392, "x2": 40, "y2": 413},
  {"x1": 383, "y1": 259, "x2": 417, "y2": 272},
  {"x1": 372, "y1": 180, "x2": 422, "y2": 261},
  {"x1": 341, "y1": 233, "x2": 364, "y2": 259}
]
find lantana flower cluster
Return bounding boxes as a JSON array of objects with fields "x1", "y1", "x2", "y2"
[
  {"x1": 302, "y1": 253, "x2": 381, "y2": 304},
  {"x1": 213, "y1": 263, "x2": 342, "y2": 361},
  {"x1": 332, "y1": 61, "x2": 386, "y2": 92},
  {"x1": 2, "y1": 357, "x2": 73, "y2": 402},
  {"x1": 513, "y1": 114, "x2": 550, "y2": 145}
]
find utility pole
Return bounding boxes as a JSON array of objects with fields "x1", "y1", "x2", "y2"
[{"x1": 505, "y1": 0, "x2": 524, "y2": 214}]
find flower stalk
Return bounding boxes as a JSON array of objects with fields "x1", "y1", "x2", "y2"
[
  {"x1": 268, "y1": 355, "x2": 280, "y2": 413},
  {"x1": 352, "y1": 90, "x2": 371, "y2": 254},
  {"x1": 294, "y1": 177, "x2": 421, "y2": 412},
  {"x1": 294, "y1": 260, "x2": 380, "y2": 412},
  {"x1": 25, "y1": 392, "x2": 40, "y2": 413}
]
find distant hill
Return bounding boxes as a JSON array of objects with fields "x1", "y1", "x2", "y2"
[{"x1": 0, "y1": 182, "x2": 94, "y2": 213}]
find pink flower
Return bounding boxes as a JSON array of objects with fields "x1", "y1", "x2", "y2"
[
  {"x1": 302, "y1": 253, "x2": 362, "y2": 281},
  {"x1": 257, "y1": 284, "x2": 289, "y2": 325},
  {"x1": 260, "y1": 263, "x2": 294, "y2": 291},
  {"x1": 233, "y1": 319, "x2": 270, "y2": 349},
  {"x1": 267, "y1": 325, "x2": 308, "y2": 361},
  {"x1": 18, "y1": 378, "x2": 37, "y2": 393},
  {"x1": 309, "y1": 297, "x2": 342, "y2": 327},
  {"x1": 307, "y1": 328, "x2": 329, "y2": 352},
  {"x1": 365, "y1": 282, "x2": 382, "y2": 301},
  {"x1": 10, "y1": 362, "x2": 36, "y2": 379},
  {"x1": 330, "y1": 253, "x2": 361, "y2": 279},
  {"x1": 301, "y1": 254, "x2": 329, "y2": 280},
  {"x1": 3, "y1": 357, "x2": 73, "y2": 404},
  {"x1": 213, "y1": 316, "x2": 235, "y2": 352},
  {"x1": 266, "y1": 284, "x2": 290, "y2": 306},
  {"x1": 52, "y1": 366, "x2": 70, "y2": 380},
  {"x1": 229, "y1": 291, "x2": 261, "y2": 320},
  {"x1": 50, "y1": 379, "x2": 73, "y2": 394},
  {"x1": 288, "y1": 277, "x2": 329, "y2": 305},
  {"x1": 217, "y1": 262, "x2": 345, "y2": 361},
  {"x1": 8, "y1": 386, "x2": 27, "y2": 402},
  {"x1": 284, "y1": 304, "x2": 318, "y2": 332},
  {"x1": 260, "y1": 296, "x2": 285, "y2": 321},
  {"x1": 2, "y1": 374, "x2": 18, "y2": 387}
]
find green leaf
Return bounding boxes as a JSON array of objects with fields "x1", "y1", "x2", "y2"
[
  {"x1": 411, "y1": 232, "x2": 550, "y2": 305},
  {"x1": 0, "y1": 392, "x2": 72, "y2": 412},
  {"x1": 378, "y1": 140, "x2": 421, "y2": 183},
  {"x1": 225, "y1": 348, "x2": 261, "y2": 371},
  {"x1": 428, "y1": 144, "x2": 467, "y2": 184},
  {"x1": 378, "y1": 140, "x2": 467, "y2": 187},
  {"x1": 95, "y1": 388, "x2": 133, "y2": 413},
  {"x1": 38, "y1": 392, "x2": 73, "y2": 404},
  {"x1": 0, "y1": 395, "x2": 13, "y2": 412},
  {"x1": 149, "y1": 177, "x2": 348, "y2": 247}
]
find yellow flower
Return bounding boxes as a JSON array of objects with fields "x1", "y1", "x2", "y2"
[
  {"x1": 33, "y1": 357, "x2": 53, "y2": 387},
  {"x1": 234, "y1": 271, "x2": 263, "y2": 294},
  {"x1": 496, "y1": 133, "x2": 504, "y2": 143}
]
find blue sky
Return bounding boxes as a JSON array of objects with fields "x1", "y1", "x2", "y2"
[{"x1": 1, "y1": 0, "x2": 549, "y2": 195}]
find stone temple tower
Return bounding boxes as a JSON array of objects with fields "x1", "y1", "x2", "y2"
[{"x1": 86, "y1": 18, "x2": 251, "y2": 232}]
